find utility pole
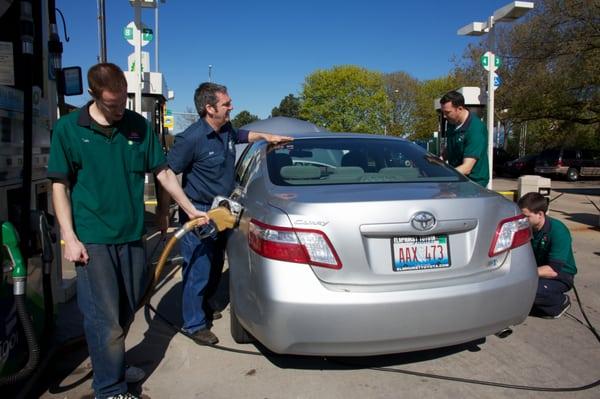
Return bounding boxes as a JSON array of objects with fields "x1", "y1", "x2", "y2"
[{"x1": 97, "y1": 0, "x2": 107, "y2": 62}]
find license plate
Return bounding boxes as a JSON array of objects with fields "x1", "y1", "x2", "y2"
[{"x1": 392, "y1": 235, "x2": 450, "y2": 271}]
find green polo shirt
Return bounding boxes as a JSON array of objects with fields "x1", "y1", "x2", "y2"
[
  {"x1": 47, "y1": 103, "x2": 166, "y2": 244},
  {"x1": 446, "y1": 111, "x2": 489, "y2": 187},
  {"x1": 531, "y1": 217, "x2": 577, "y2": 276}
]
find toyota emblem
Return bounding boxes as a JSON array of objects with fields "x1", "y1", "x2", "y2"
[{"x1": 411, "y1": 212, "x2": 436, "y2": 231}]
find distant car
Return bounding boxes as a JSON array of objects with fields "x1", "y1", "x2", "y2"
[
  {"x1": 493, "y1": 147, "x2": 513, "y2": 176},
  {"x1": 501, "y1": 154, "x2": 538, "y2": 177},
  {"x1": 535, "y1": 147, "x2": 600, "y2": 181},
  {"x1": 226, "y1": 119, "x2": 538, "y2": 356}
]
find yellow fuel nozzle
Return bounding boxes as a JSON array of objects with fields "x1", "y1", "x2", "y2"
[{"x1": 207, "y1": 206, "x2": 238, "y2": 231}]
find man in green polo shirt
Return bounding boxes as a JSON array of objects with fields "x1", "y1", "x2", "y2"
[
  {"x1": 48, "y1": 63, "x2": 205, "y2": 399},
  {"x1": 518, "y1": 192, "x2": 577, "y2": 319},
  {"x1": 440, "y1": 90, "x2": 489, "y2": 187}
]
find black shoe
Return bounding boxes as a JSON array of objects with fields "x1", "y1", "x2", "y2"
[
  {"x1": 541, "y1": 296, "x2": 571, "y2": 319},
  {"x1": 212, "y1": 310, "x2": 223, "y2": 320},
  {"x1": 191, "y1": 328, "x2": 219, "y2": 345}
]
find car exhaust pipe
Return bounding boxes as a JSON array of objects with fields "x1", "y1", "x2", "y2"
[{"x1": 495, "y1": 327, "x2": 513, "y2": 339}]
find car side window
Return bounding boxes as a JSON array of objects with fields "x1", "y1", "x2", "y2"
[
  {"x1": 235, "y1": 143, "x2": 259, "y2": 184},
  {"x1": 237, "y1": 144, "x2": 264, "y2": 188}
]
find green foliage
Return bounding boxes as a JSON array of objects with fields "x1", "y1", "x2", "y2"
[
  {"x1": 383, "y1": 71, "x2": 420, "y2": 136},
  {"x1": 231, "y1": 110, "x2": 259, "y2": 129},
  {"x1": 271, "y1": 94, "x2": 302, "y2": 119},
  {"x1": 411, "y1": 75, "x2": 465, "y2": 141},
  {"x1": 300, "y1": 65, "x2": 392, "y2": 133}
]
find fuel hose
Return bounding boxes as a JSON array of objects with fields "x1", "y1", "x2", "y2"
[{"x1": 139, "y1": 205, "x2": 238, "y2": 310}]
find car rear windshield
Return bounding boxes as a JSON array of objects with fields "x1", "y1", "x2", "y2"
[{"x1": 267, "y1": 137, "x2": 463, "y2": 186}]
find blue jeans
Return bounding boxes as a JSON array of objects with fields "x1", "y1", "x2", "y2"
[
  {"x1": 75, "y1": 241, "x2": 147, "y2": 399},
  {"x1": 179, "y1": 205, "x2": 226, "y2": 334}
]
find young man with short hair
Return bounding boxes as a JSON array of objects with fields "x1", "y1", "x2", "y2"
[
  {"x1": 518, "y1": 192, "x2": 577, "y2": 319},
  {"x1": 440, "y1": 90, "x2": 489, "y2": 187},
  {"x1": 48, "y1": 63, "x2": 206, "y2": 399}
]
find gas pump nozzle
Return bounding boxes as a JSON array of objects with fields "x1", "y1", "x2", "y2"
[
  {"x1": 141, "y1": 197, "x2": 244, "y2": 308},
  {"x1": 2, "y1": 222, "x2": 26, "y2": 293}
]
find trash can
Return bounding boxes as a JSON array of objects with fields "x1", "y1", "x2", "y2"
[{"x1": 518, "y1": 175, "x2": 551, "y2": 201}]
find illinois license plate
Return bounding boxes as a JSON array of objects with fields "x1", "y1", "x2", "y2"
[{"x1": 392, "y1": 235, "x2": 450, "y2": 271}]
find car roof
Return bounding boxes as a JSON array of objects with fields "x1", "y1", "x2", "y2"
[
  {"x1": 242, "y1": 117, "x2": 411, "y2": 141},
  {"x1": 242, "y1": 116, "x2": 328, "y2": 135}
]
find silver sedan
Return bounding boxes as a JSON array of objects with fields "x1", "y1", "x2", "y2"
[{"x1": 227, "y1": 122, "x2": 537, "y2": 356}]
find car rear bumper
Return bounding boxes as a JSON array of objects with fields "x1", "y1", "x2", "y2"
[{"x1": 233, "y1": 245, "x2": 538, "y2": 356}]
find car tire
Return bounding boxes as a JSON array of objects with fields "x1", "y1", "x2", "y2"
[
  {"x1": 567, "y1": 167, "x2": 579, "y2": 181},
  {"x1": 230, "y1": 304, "x2": 255, "y2": 344}
]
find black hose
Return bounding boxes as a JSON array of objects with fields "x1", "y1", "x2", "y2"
[{"x1": 0, "y1": 294, "x2": 40, "y2": 386}]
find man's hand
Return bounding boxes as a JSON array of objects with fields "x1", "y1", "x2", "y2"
[
  {"x1": 63, "y1": 237, "x2": 89, "y2": 264},
  {"x1": 538, "y1": 265, "x2": 558, "y2": 278},
  {"x1": 248, "y1": 131, "x2": 294, "y2": 144},
  {"x1": 186, "y1": 208, "x2": 210, "y2": 225},
  {"x1": 263, "y1": 134, "x2": 294, "y2": 144}
]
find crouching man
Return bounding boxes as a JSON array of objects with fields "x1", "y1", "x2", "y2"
[{"x1": 518, "y1": 192, "x2": 577, "y2": 319}]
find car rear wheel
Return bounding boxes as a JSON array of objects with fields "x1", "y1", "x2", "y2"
[
  {"x1": 567, "y1": 167, "x2": 579, "y2": 181},
  {"x1": 230, "y1": 304, "x2": 255, "y2": 344}
]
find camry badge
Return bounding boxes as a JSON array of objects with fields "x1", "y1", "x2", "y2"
[{"x1": 411, "y1": 212, "x2": 436, "y2": 232}]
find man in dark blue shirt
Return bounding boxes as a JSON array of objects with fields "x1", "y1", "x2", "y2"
[{"x1": 165, "y1": 83, "x2": 292, "y2": 344}]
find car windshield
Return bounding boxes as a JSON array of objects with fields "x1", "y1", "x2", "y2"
[{"x1": 267, "y1": 137, "x2": 463, "y2": 186}]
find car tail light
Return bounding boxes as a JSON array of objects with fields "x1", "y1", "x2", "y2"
[
  {"x1": 557, "y1": 159, "x2": 563, "y2": 167},
  {"x1": 248, "y1": 219, "x2": 342, "y2": 269},
  {"x1": 488, "y1": 215, "x2": 532, "y2": 257}
]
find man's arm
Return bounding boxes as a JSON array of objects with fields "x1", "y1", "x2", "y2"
[
  {"x1": 248, "y1": 131, "x2": 294, "y2": 144},
  {"x1": 52, "y1": 181, "x2": 89, "y2": 264},
  {"x1": 455, "y1": 157, "x2": 477, "y2": 175},
  {"x1": 154, "y1": 167, "x2": 208, "y2": 233}
]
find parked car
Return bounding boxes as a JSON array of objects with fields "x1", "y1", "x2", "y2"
[
  {"x1": 227, "y1": 119, "x2": 538, "y2": 356},
  {"x1": 535, "y1": 147, "x2": 600, "y2": 181},
  {"x1": 501, "y1": 154, "x2": 538, "y2": 177},
  {"x1": 493, "y1": 147, "x2": 513, "y2": 177}
]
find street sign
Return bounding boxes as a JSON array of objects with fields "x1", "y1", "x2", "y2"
[
  {"x1": 493, "y1": 72, "x2": 502, "y2": 90},
  {"x1": 481, "y1": 51, "x2": 502, "y2": 72},
  {"x1": 123, "y1": 21, "x2": 153, "y2": 47}
]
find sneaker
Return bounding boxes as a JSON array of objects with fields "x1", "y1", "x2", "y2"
[
  {"x1": 125, "y1": 365, "x2": 145, "y2": 383},
  {"x1": 191, "y1": 328, "x2": 219, "y2": 345},
  {"x1": 542, "y1": 295, "x2": 571, "y2": 319}
]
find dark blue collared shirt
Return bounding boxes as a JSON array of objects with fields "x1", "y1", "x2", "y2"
[{"x1": 167, "y1": 119, "x2": 249, "y2": 205}]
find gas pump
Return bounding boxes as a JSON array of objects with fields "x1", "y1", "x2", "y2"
[{"x1": 0, "y1": 0, "x2": 79, "y2": 386}]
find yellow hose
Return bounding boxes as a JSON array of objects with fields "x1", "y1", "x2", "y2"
[{"x1": 138, "y1": 206, "x2": 237, "y2": 309}]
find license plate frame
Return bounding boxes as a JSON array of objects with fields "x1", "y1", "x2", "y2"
[{"x1": 391, "y1": 235, "x2": 450, "y2": 271}]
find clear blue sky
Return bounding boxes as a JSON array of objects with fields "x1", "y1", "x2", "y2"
[{"x1": 56, "y1": 0, "x2": 515, "y2": 123}]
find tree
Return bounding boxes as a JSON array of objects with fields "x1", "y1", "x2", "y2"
[
  {"x1": 411, "y1": 75, "x2": 465, "y2": 141},
  {"x1": 231, "y1": 110, "x2": 259, "y2": 128},
  {"x1": 383, "y1": 71, "x2": 420, "y2": 136},
  {"x1": 300, "y1": 65, "x2": 392, "y2": 133},
  {"x1": 271, "y1": 94, "x2": 302, "y2": 119}
]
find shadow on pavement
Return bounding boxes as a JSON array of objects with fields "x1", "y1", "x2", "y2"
[
  {"x1": 552, "y1": 187, "x2": 600, "y2": 196},
  {"x1": 551, "y1": 210, "x2": 600, "y2": 230},
  {"x1": 257, "y1": 338, "x2": 486, "y2": 371}
]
